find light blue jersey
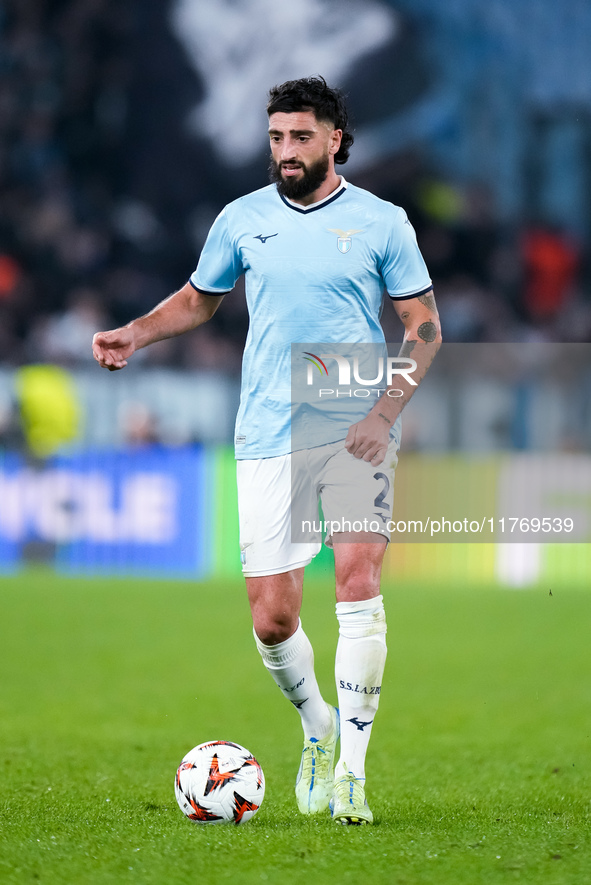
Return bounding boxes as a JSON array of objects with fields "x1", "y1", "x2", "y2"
[{"x1": 191, "y1": 179, "x2": 432, "y2": 459}]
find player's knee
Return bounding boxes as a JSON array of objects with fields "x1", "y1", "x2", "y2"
[
  {"x1": 253, "y1": 614, "x2": 297, "y2": 646},
  {"x1": 336, "y1": 562, "x2": 382, "y2": 601}
]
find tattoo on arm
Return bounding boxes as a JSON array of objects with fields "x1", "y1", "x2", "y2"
[
  {"x1": 417, "y1": 292, "x2": 437, "y2": 311},
  {"x1": 398, "y1": 339, "x2": 416, "y2": 358},
  {"x1": 378, "y1": 412, "x2": 392, "y2": 426},
  {"x1": 418, "y1": 321, "x2": 437, "y2": 343}
]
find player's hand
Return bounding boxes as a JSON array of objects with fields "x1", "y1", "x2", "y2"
[
  {"x1": 345, "y1": 412, "x2": 391, "y2": 466},
  {"x1": 92, "y1": 327, "x2": 136, "y2": 371}
]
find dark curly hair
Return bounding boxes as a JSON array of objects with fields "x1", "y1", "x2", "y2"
[{"x1": 266, "y1": 76, "x2": 354, "y2": 165}]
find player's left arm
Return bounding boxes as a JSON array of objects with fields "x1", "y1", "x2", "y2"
[{"x1": 345, "y1": 289, "x2": 442, "y2": 465}]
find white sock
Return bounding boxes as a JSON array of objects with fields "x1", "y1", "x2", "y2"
[
  {"x1": 335, "y1": 595, "x2": 387, "y2": 780},
  {"x1": 254, "y1": 621, "x2": 333, "y2": 740}
]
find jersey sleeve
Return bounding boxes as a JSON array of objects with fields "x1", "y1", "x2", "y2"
[
  {"x1": 190, "y1": 207, "x2": 243, "y2": 295},
  {"x1": 380, "y1": 207, "x2": 432, "y2": 300}
]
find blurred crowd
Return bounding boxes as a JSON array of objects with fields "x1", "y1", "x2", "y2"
[
  {"x1": 0, "y1": 0, "x2": 590, "y2": 382},
  {"x1": 356, "y1": 155, "x2": 591, "y2": 347},
  {"x1": 0, "y1": 0, "x2": 247, "y2": 375}
]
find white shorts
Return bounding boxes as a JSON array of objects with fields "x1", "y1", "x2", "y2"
[{"x1": 237, "y1": 439, "x2": 399, "y2": 577}]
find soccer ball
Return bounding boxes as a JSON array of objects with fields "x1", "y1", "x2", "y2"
[{"x1": 174, "y1": 741, "x2": 265, "y2": 825}]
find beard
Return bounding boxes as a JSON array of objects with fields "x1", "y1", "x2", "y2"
[{"x1": 268, "y1": 151, "x2": 330, "y2": 201}]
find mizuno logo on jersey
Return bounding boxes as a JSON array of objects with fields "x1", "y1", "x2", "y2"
[
  {"x1": 328, "y1": 228, "x2": 364, "y2": 253},
  {"x1": 254, "y1": 233, "x2": 278, "y2": 244}
]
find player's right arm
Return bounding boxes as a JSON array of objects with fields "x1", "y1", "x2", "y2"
[{"x1": 92, "y1": 283, "x2": 224, "y2": 371}]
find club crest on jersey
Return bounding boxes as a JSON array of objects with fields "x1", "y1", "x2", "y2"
[{"x1": 328, "y1": 228, "x2": 363, "y2": 253}]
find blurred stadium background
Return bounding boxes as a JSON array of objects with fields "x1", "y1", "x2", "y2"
[{"x1": 0, "y1": 0, "x2": 590, "y2": 587}]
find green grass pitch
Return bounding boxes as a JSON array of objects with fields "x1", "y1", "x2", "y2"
[{"x1": 0, "y1": 566, "x2": 589, "y2": 884}]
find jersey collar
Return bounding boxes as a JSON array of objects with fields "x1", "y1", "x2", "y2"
[{"x1": 279, "y1": 176, "x2": 348, "y2": 214}]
